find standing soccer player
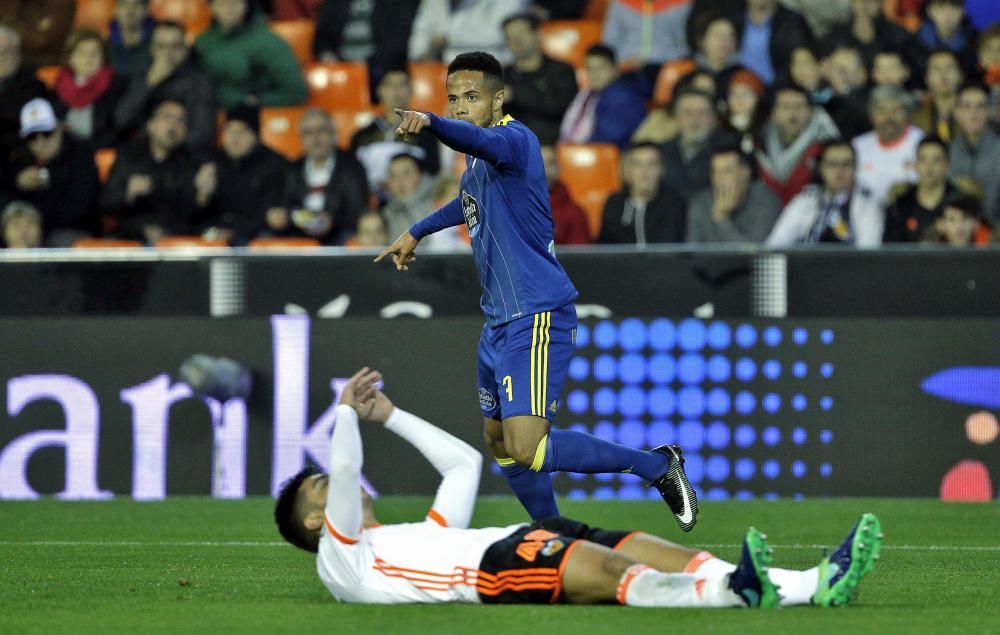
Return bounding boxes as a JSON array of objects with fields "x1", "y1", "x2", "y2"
[{"x1": 375, "y1": 52, "x2": 698, "y2": 531}]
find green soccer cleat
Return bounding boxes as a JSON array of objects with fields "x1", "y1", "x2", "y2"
[
  {"x1": 813, "y1": 513, "x2": 883, "y2": 607},
  {"x1": 727, "y1": 527, "x2": 781, "y2": 608}
]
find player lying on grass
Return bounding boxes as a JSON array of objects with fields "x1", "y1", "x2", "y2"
[{"x1": 274, "y1": 368, "x2": 882, "y2": 608}]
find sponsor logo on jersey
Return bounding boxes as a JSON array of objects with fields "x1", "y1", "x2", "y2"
[
  {"x1": 478, "y1": 387, "x2": 496, "y2": 410},
  {"x1": 462, "y1": 191, "x2": 481, "y2": 238}
]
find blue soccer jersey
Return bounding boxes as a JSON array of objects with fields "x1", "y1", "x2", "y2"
[{"x1": 409, "y1": 114, "x2": 578, "y2": 327}]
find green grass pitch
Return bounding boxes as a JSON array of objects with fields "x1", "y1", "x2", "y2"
[{"x1": 2, "y1": 497, "x2": 998, "y2": 634}]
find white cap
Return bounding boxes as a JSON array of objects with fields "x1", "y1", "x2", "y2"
[{"x1": 19, "y1": 98, "x2": 58, "y2": 138}]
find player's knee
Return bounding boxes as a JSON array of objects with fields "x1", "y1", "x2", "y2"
[
  {"x1": 601, "y1": 551, "x2": 635, "y2": 579},
  {"x1": 504, "y1": 434, "x2": 542, "y2": 468}
]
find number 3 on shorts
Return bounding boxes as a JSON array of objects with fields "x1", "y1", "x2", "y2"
[{"x1": 502, "y1": 375, "x2": 513, "y2": 401}]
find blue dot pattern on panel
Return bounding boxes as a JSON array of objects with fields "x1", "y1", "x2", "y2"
[
  {"x1": 648, "y1": 318, "x2": 675, "y2": 350},
  {"x1": 678, "y1": 354, "x2": 706, "y2": 384},
  {"x1": 569, "y1": 356, "x2": 589, "y2": 381},
  {"x1": 678, "y1": 319, "x2": 707, "y2": 351},
  {"x1": 707, "y1": 321, "x2": 732, "y2": 350},
  {"x1": 575, "y1": 323, "x2": 590, "y2": 348},
  {"x1": 735, "y1": 324, "x2": 757, "y2": 348},
  {"x1": 619, "y1": 318, "x2": 647, "y2": 352},
  {"x1": 735, "y1": 357, "x2": 757, "y2": 381},
  {"x1": 793, "y1": 361, "x2": 807, "y2": 378},
  {"x1": 763, "y1": 326, "x2": 782, "y2": 347},
  {"x1": 707, "y1": 355, "x2": 731, "y2": 382},
  {"x1": 734, "y1": 424, "x2": 756, "y2": 448},
  {"x1": 763, "y1": 359, "x2": 781, "y2": 380},
  {"x1": 649, "y1": 354, "x2": 676, "y2": 383},
  {"x1": 619, "y1": 353, "x2": 647, "y2": 384}
]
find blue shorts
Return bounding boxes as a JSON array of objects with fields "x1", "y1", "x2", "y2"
[{"x1": 477, "y1": 304, "x2": 577, "y2": 421}]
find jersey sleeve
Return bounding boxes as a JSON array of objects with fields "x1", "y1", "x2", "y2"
[
  {"x1": 409, "y1": 196, "x2": 464, "y2": 240},
  {"x1": 383, "y1": 408, "x2": 483, "y2": 529},
  {"x1": 324, "y1": 404, "x2": 365, "y2": 544},
  {"x1": 427, "y1": 114, "x2": 524, "y2": 170}
]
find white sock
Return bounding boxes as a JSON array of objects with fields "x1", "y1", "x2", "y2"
[
  {"x1": 684, "y1": 551, "x2": 819, "y2": 607},
  {"x1": 617, "y1": 564, "x2": 744, "y2": 608}
]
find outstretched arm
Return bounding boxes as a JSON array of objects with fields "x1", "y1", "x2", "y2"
[
  {"x1": 374, "y1": 197, "x2": 464, "y2": 271},
  {"x1": 395, "y1": 109, "x2": 523, "y2": 168}
]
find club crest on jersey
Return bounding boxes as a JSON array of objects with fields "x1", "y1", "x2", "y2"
[
  {"x1": 478, "y1": 387, "x2": 496, "y2": 410},
  {"x1": 541, "y1": 538, "x2": 565, "y2": 557},
  {"x1": 462, "y1": 191, "x2": 481, "y2": 238}
]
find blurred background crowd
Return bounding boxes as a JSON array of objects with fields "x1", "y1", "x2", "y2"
[{"x1": 0, "y1": 0, "x2": 998, "y2": 250}]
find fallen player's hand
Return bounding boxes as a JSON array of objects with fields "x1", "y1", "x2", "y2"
[
  {"x1": 362, "y1": 390, "x2": 395, "y2": 425},
  {"x1": 338, "y1": 367, "x2": 381, "y2": 414},
  {"x1": 374, "y1": 231, "x2": 419, "y2": 271},
  {"x1": 394, "y1": 108, "x2": 430, "y2": 140}
]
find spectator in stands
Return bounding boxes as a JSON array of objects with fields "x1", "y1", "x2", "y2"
[
  {"x1": 352, "y1": 210, "x2": 389, "y2": 248},
  {"x1": 408, "y1": 0, "x2": 522, "y2": 64},
  {"x1": 108, "y1": 0, "x2": 155, "y2": 76},
  {"x1": 884, "y1": 136, "x2": 961, "y2": 242},
  {"x1": 917, "y1": 0, "x2": 979, "y2": 72},
  {"x1": 101, "y1": 98, "x2": 199, "y2": 244},
  {"x1": 539, "y1": 144, "x2": 590, "y2": 245},
  {"x1": 602, "y1": 0, "x2": 692, "y2": 68},
  {"x1": 778, "y1": 0, "x2": 851, "y2": 39},
  {"x1": 690, "y1": 12, "x2": 743, "y2": 96},
  {"x1": 115, "y1": 21, "x2": 217, "y2": 151},
  {"x1": 0, "y1": 0, "x2": 75, "y2": 68},
  {"x1": 871, "y1": 50, "x2": 912, "y2": 89},
  {"x1": 913, "y1": 49, "x2": 965, "y2": 142},
  {"x1": 788, "y1": 44, "x2": 831, "y2": 106},
  {"x1": 192, "y1": 106, "x2": 290, "y2": 244},
  {"x1": 732, "y1": 0, "x2": 814, "y2": 86},
  {"x1": 923, "y1": 191, "x2": 993, "y2": 246},
  {"x1": 272, "y1": 0, "x2": 322, "y2": 20},
  {"x1": 501, "y1": 13, "x2": 578, "y2": 146},
  {"x1": 0, "y1": 26, "x2": 49, "y2": 153},
  {"x1": 767, "y1": 139, "x2": 882, "y2": 247},
  {"x1": 195, "y1": 0, "x2": 308, "y2": 110},
  {"x1": 351, "y1": 67, "x2": 441, "y2": 197},
  {"x1": 598, "y1": 142, "x2": 685, "y2": 245},
  {"x1": 313, "y1": 0, "x2": 419, "y2": 85},
  {"x1": 631, "y1": 69, "x2": 717, "y2": 144},
  {"x1": 820, "y1": 45, "x2": 872, "y2": 140},
  {"x1": 380, "y1": 153, "x2": 463, "y2": 251},
  {"x1": 686, "y1": 146, "x2": 781, "y2": 243},
  {"x1": 819, "y1": 0, "x2": 918, "y2": 70},
  {"x1": 978, "y1": 25, "x2": 1000, "y2": 104},
  {"x1": 723, "y1": 69, "x2": 767, "y2": 154},
  {"x1": 526, "y1": 0, "x2": 589, "y2": 21},
  {"x1": 659, "y1": 88, "x2": 737, "y2": 202},
  {"x1": 559, "y1": 44, "x2": 649, "y2": 148},
  {"x1": 0, "y1": 200, "x2": 43, "y2": 248},
  {"x1": 52, "y1": 30, "x2": 122, "y2": 149},
  {"x1": 852, "y1": 85, "x2": 924, "y2": 207},
  {"x1": 949, "y1": 82, "x2": 1000, "y2": 221},
  {"x1": 4, "y1": 98, "x2": 101, "y2": 245},
  {"x1": 756, "y1": 84, "x2": 839, "y2": 204},
  {"x1": 275, "y1": 108, "x2": 369, "y2": 245}
]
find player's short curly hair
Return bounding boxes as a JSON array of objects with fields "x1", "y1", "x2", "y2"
[
  {"x1": 448, "y1": 52, "x2": 504, "y2": 93},
  {"x1": 275, "y1": 465, "x2": 322, "y2": 553}
]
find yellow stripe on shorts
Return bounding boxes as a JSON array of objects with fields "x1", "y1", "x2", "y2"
[{"x1": 530, "y1": 313, "x2": 539, "y2": 416}]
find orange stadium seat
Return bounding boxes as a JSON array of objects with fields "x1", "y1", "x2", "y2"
[
  {"x1": 270, "y1": 19, "x2": 315, "y2": 67},
  {"x1": 653, "y1": 58, "x2": 697, "y2": 107},
  {"x1": 149, "y1": 0, "x2": 213, "y2": 37},
  {"x1": 331, "y1": 109, "x2": 378, "y2": 149},
  {"x1": 304, "y1": 62, "x2": 371, "y2": 111},
  {"x1": 72, "y1": 238, "x2": 143, "y2": 248},
  {"x1": 408, "y1": 62, "x2": 448, "y2": 114},
  {"x1": 538, "y1": 20, "x2": 603, "y2": 68},
  {"x1": 74, "y1": 0, "x2": 115, "y2": 33},
  {"x1": 36, "y1": 66, "x2": 60, "y2": 89},
  {"x1": 247, "y1": 237, "x2": 321, "y2": 249},
  {"x1": 556, "y1": 143, "x2": 621, "y2": 239},
  {"x1": 260, "y1": 106, "x2": 305, "y2": 159},
  {"x1": 154, "y1": 236, "x2": 228, "y2": 248},
  {"x1": 94, "y1": 148, "x2": 117, "y2": 183}
]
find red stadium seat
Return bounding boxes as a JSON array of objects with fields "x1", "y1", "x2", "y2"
[
  {"x1": 36, "y1": 66, "x2": 60, "y2": 89},
  {"x1": 94, "y1": 148, "x2": 116, "y2": 183},
  {"x1": 149, "y1": 0, "x2": 212, "y2": 37},
  {"x1": 247, "y1": 237, "x2": 321, "y2": 249},
  {"x1": 408, "y1": 62, "x2": 449, "y2": 115},
  {"x1": 260, "y1": 106, "x2": 305, "y2": 159},
  {"x1": 74, "y1": 0, "x2": 115, "y2": 33},
  {"x1": 331, "y1": 109, "x2": 378, "y2": 150},
  {"x1": 556, "y1": 143, "x2": 621, "y2": 239},
  {"x1": 270, "y1": 19, "x2": 315, "y2": 67},
  {"x1": 154, "y1": 236, "x2": 228, "y2": 248},
  {"x1": 538, "y1": 20, "x2": 603, "y2": 68},
  {"x1": 72, "y1": 238, "x2": 144, "y2": 248},
  {"x1": 304, "y1": 62, "x2": 371, "y2": 111},
  {"x1": 652, "y1": 58, "x2": 698, "y2": 107}
]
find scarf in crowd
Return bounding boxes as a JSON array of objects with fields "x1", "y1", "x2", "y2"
[
  {"x1": 756, "y1": 108, "x2": 839, "y2": 182},
  {"x1": 560, "y1": 90, "x2": 598, "y2": 144},
  {"x1": 55, "y1": 66, "x2": 113, "y2": 109}
]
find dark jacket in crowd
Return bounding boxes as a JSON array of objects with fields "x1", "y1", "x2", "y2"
[
  {"x1": 0, "y1": 0, "x2": 76, "y2": 68},
  {"x1": 192, "y1": 144, "x2": 291, "y2": 242},
  {"x1": 107, "y1": 17, "x2": 155, "y2": 76},
  {"x1": 313, "y1": 0, "x2": 420, "y2": 79},
  {"x1": 284, "y1": 151, "x2": 370, "y2": 244},
  {"x1": 730, "y1": 5, "x2": 814, "y2": 83},
  {"x1": 883, "y1": 181, "x2": 962, "y2": 243},
  {"x1": 100, "y1": 138, "x2": 201, "y2": 240},
  {"x1": 0, "y1": 68, "x2": 49, "y2": 153},
  {"x1": 598, "y1": 183, "x2": 687, "y2": 244},
  {"x1": 114, "y1": 57, "x2": 218, "y2": 150},
  {"x1": 504, "y1": 55, "x2": 579, "y2": 145},
  {"x1": 2, "y1": 133, "x2": 101, "y2": 237},
  {"x1": 660, "y1": 127, "x2": 739, "y2": 202},
  {"x1": 819, "y1": 16, "x2": 921, "y2": 74}
]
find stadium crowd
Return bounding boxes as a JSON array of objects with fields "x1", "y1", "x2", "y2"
[{"x1": 0, "y1": 0, "x2": 998, "y2": 249}]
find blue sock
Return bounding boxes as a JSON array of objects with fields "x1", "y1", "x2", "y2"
[
  {"x1": 537, "y1": 429, "x2": 668, "y2": 482},
  {"x1": 498, "y1": 458, "x2": 560, "y2": 520}
]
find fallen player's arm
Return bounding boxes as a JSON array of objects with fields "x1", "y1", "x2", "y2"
[
  {"x1": 384, "y1": 408, "x2": 483, "y2": 529},
  {"x1": 325, "y1": 404, "x2": 364, "y2": 543}
]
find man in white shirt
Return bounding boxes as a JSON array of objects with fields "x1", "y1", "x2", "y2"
[
  {"x1": 852, "y1": 85, "x2": 924, "y2": 207},
  {"x1": 274, "y1": 368, "x2": 882, "y2": 609}
]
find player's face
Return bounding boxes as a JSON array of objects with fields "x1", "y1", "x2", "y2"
[{"x1": 446, "y1": 70, "x2": 502, "y2": 128}]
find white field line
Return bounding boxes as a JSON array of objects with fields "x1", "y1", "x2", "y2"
[{"x1": 0, "y1": 541, "x2": 997, "y2": 551}]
